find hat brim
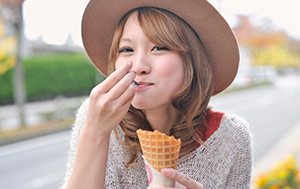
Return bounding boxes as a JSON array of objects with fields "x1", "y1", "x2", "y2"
[{"x1": 82, "y1": 0, "x2": 239, "y2": 95}]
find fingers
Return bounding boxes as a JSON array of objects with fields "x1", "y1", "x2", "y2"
[
  {"x1": 90, "y1": 61, "x2": 134, "y2": 100},
  {"x1": 109, "y1": 72, "x2": 135, "y2": 100},
  {"x1": 82, "y1": 61, "x2": 137, "y2": 138},
  {"x1": 115, "y1": 82, "x2": 135, "y2": 118},
  {"x1": 120, "y1": 82, "x2": 136, "y2": 106},
  {"x1": 161, "y1": 169, "x2": 203, "y2": 189},
  {"x1": 98, "y1": 61, "x2": 133, "y2": 93}
]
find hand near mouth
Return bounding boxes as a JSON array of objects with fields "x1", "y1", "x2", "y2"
[{"x1": 84, "y1": 61, "x2": 136, "y2": 137}]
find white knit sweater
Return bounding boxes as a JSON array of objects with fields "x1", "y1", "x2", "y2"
[{"x1": 61, "y1": 98, "x2": 252, "y2": 189}]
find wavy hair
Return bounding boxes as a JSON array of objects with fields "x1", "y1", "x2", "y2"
[{"x1": 108, "y1": 7, "x2": 214, "y2": 167}]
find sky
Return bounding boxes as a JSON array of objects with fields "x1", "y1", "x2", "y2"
[
  {"x1": 22, "y1": 0, "x2": 300, "y2": 46},
  {"x1": 23, "y1": 0, "x2": 88, "y2": 46}
]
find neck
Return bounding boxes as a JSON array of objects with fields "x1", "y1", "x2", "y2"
[{"x1": 143, "y1": 105, "x2": 178, "y2": 136}]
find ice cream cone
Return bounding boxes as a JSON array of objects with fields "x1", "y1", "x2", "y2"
[{"x1": 137, "y1": 129, "x2": 181, "y2": 172}]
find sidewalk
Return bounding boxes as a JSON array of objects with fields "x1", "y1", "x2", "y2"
[{"x1": 0, "y1": 96, "x2": 87, "y2": 130}]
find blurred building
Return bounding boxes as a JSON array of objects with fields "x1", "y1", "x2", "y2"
[
  {"x1": 24, "y1": 34, "x2": 84, "y2": 56},
  {"x1": 232, "y1": 15, "x2": 254, "y2": 85},
  {"x1": 232, "y1": 15, "x2": 282, "y2": 85}
]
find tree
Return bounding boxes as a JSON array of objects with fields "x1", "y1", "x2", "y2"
[
  {"x1": 0, "y1": 16, "x2": 17, "y2": 75},
  {"x1": 0, "y1": 0, "x2": 26, "y2": 126},
  {"x1": 250, "y1": 32, "x2": 300, "y2": 68},
  {"x1": 234, "y1": 15, "x2": 300, "y2": 69}
]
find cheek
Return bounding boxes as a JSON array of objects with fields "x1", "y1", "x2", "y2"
[
  {"x1": 115, "y1": 56, "x2": 130, "y2": 70},
  {"x1": 159, "y1": 58, "x2": 184, "y2": 81},
  {"x1": 115, "y1": 59, "x2": 122, "y2": 70}
]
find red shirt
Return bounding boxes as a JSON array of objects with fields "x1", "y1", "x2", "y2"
[{"x1": 201, "y1": 109, "x2": 225, "y2": 141}]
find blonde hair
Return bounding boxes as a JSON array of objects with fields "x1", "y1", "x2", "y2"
[{"x1": 108, "y1": 7, "x2": 214, "y2": 167}]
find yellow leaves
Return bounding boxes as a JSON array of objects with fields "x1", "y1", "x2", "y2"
[
  {"x1": 0, "y1": 36, "x2": 17, "y2": 58},
  {"x1": 243, "y1": 26, "x2": 300, "y2": 69},
  {"x1": 269, "y1": 187, "x2": 280, "y2": 189},
  {"x1": 255, "y1": 154, "x2": 300, "y2": 189},
  {"x1": 255, "y1": 173, "x2": 269, "y2": 187},
  {"x1": 250, "y1": 33, "x2": 285, "y2": 47},
  {"x1": 252, "y1": 44, "x2": 300, "y2": 68},
  {"x1": 0, "y1": 11, "x2": 17, "y2": 75},
  {"x1": 0, "y1": 56, "x2": 16, "y2": 74},
  {"x1": 0, "y1": 36, "x2": 17, "y2": 75}
]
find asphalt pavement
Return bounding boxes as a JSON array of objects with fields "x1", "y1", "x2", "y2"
[
  {"x1": 212, "y1": 76, "x2": 300, "y2": 158},
  {"x1": 1, "y1": 75, "x2": 300, "y2": 189},
  {"x1": 0, "y1": 131, "x2": 70, "y2": 189}
]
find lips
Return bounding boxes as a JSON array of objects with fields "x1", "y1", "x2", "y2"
[
  {"x1": 137, "y1": 82, "x2": 153, "y2": 86},
  {"x1": 135, "y1": 81, "x2": 154, "y2": 89}
]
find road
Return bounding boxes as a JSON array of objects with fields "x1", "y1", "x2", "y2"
[
  {"x1": 0, "y1": 131, "x2": 70, "y2": 189},
  {"x1": 211, "y1": 76, "x2": 300, "y2": 162},
  {"x1": 0, "y1": 76, "x2": 300, "y2": 189}
]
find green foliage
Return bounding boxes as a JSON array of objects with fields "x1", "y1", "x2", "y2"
[
  {"x1": 0, "y1": 53, "x2": 105, "y2": 105},
  {"x1": 0, "y1": 66, "x2": 13, "y2": 104}
]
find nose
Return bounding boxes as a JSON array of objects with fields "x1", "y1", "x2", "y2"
[{"x1": 130, "y1": 53, "x2": 151, "y2": 75}]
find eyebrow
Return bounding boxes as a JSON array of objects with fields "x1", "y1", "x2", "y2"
[{"x1": 119, "y1": 38, "x2": 132, "y2": 43}]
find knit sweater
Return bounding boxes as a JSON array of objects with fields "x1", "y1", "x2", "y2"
[{"x1": 61, "y1": 98, "x2": 252, "y2": 189}]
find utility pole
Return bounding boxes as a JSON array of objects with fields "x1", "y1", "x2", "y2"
[
  {"x1": 14, "y1": 3, "x2": 26, "y2": 127},
  {"x1": 0, "y1": 0, "x2": 26, "y2": 126}
]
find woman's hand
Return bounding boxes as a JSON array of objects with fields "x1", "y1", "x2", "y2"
[
  {"x1": 84, "y1": 61, "x2": 136, "y2": 137},
  {"x1": 151, "y1": 168, "x2": 204, "y2": 189},
  {"x1": 67, "y1": 62, "x2": 135, "y2": 189}
]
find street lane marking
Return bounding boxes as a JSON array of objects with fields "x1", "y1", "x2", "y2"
[{"x1": 0, "y1": 130, "x2": 70, "y2": 157}]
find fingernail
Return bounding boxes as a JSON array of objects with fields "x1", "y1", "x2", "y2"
[
  {"x1": 161, "y1": 169, "x2": 171, "y2": 176},
  {"x1": 127, "y1": 61, "x2": 133, "y2": 68}
]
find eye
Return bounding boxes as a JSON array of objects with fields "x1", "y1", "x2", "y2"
[
  {"x1": 118, "y1": 47, "x2": 133, "y2": 53},
  {"x1": 152, "y1": 46, "x2": 169, "y2": 51}
]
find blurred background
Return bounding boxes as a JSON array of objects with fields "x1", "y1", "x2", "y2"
[{"x1": 0, "y1": 0, "x2": 299, "y2": 188}]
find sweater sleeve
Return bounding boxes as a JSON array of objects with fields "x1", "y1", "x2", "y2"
[
  {"x1": 60, "y1": 98, "x2": 89, "y2": 189},
  {"x1": 225, "y1": 116, "x2": 253, "y2": 189},
  {"x1": 60, "y1": 98, "x2": 123, "y2": 189}
]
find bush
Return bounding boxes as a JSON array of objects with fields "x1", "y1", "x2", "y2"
[
  {"x1": 0, "y1": 66, "x2": 14, "y2": 105},
  {"x1": 0, "y1": 53, "x2": 105, "y2": 105},
  {"x1": 254, "y1": 154, "x2": 300, "y2": 189}
]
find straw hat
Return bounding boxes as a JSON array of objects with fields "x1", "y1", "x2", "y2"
[{"x1": 82, "y1": 0, "x2": 239, "y2": 95}]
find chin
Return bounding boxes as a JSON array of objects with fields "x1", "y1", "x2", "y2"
[
  {"x1": 131, "y1": 101, "x2": 148, "y2": 110},
  {"x1": 131, "y1": 98, "x2": 171, "y2": 111},
  {"x1": 131, "y1": 98, "x2": 154, "y2": 110}
]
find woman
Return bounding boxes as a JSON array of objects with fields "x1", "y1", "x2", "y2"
[{"x1": 62, "y1": 1, "x2": 252, "y2": 188}]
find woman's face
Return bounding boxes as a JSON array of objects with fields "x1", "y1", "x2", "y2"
[{"x1": 115, "y1": 14, "x2": 184, "y2": 111}]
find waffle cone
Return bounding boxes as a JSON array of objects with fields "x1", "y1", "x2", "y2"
[{"x1": 137, "y1": 129, "x2": 181, "y2": 172}]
